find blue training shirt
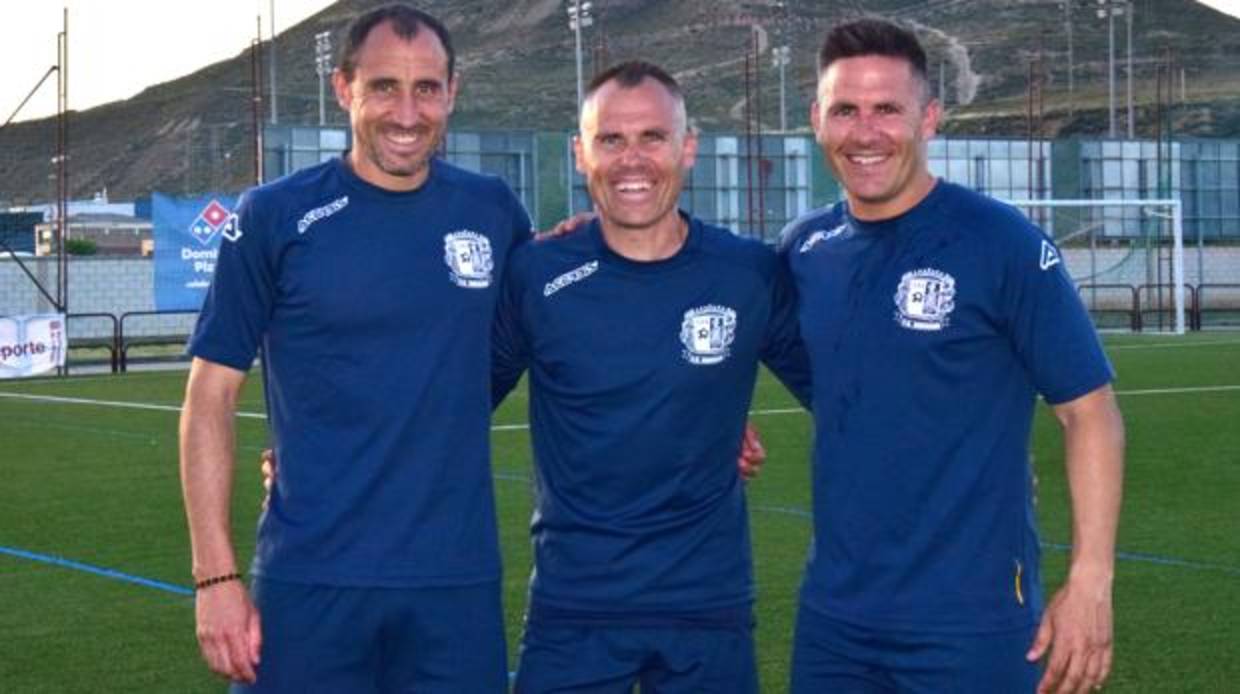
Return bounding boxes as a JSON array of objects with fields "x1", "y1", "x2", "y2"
[
  {"x1": 781, "y1": 181, "x2": 1113, "y2": 633},
  {"x1": 189, "y1": 156, "x2": 530, "y2": 587},
  {"x1": 492, "y1": 215, "x2": 811, "y2": 623}
]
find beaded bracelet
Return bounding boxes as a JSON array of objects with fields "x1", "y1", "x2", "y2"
[{"x1": 194, "y1": 572, "x2": 243, "y2": 591}]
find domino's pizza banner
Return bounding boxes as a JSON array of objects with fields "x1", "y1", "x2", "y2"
[
  {"x1": 0, "y1": 313, "x2": 66, "y2": 379},
  {"x1": 153, "y1": 192, "x2": 239, "y2": 311}
]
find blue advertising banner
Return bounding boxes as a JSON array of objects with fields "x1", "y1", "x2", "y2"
[{"x1": 152, "y1": 192, "x2": 239, "y2": 311}]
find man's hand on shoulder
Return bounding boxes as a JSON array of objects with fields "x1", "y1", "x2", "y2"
[{"x1": 535, "y1": 211, "x2": 595, "y2": 241}]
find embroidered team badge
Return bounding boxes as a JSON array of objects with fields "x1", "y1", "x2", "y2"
[
  {"x1": 893, "y1": 268, "x2": 956, "y2": 331},
  {"x1": 680, "y1": 305, "x2": 737, "y2": 365},
  {"x1": 443, "y1": 231, "x2": 494, "y2": 289}
]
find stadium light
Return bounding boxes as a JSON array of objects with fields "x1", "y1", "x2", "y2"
[
  {"x1": 314, "y1": 31, "x2": 333, "y2": 126},
  {"x1": 566, "y1": 1, "x2": 594, "y2": 112},
  {"x1": 772, "y1": 46, "x2": 790, "y2": 132}
]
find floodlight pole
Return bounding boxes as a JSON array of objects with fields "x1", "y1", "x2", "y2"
[
  {"x1": 772, "y1": 46, "x2": 789, "y2": 132},
  {"x1": 567, "y1": 2, "x2": 593, "y2": 111},
  {"x1": 269, "y1": 0, "x2": 278, "y2": 123},
  {"x1": 1126, "y1": 2, "x2": 1134, "y2": 139},
  {"x1": 315, "y1": 31, "x2": 333, "y2": 125}
]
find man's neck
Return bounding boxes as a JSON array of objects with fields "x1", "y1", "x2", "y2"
[{"x1": 598, "y1": 214, "x2": 688, "y2": 262}]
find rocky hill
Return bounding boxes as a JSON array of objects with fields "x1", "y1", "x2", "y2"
[{"x1": 1, "y1": 0, "x2": 1237, "y2": 204}]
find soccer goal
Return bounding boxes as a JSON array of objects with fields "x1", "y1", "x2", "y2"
[{"x1": 1000, "y1": 198, "x2": 1186, "y2": 335}]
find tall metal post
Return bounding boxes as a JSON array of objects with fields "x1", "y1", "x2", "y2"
[
  {"x1": 772, "y1": 46, "x2": 789, "y2": 132},
  {"x1": 57, "y1": 9, "x2": 68, "y2": 318},
  {"x1": 315, "y1": 31, "x2": 333, "y2": 125},
  {"x1": 1105, "y1": 1, "x2": 1116, "y2": 137},
  {"x1": 1126, "y1": 1, "x2": 1134, "y2": 139},
  {"x1": 567, "y1": 2, "x2": 593, "y2": 112},
  {"x1": 269, "y1": 0, "x2": 278, "y2": 123},
  {"x1": 1064, "y1": 0, "x2": 1075, "y2": 115},
  {"x1": 252, "y1": 16, "x2": 265, "y2": 185}
]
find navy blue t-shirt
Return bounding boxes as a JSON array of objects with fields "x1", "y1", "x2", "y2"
[
  {"x1": 189, "y1": 157, "x2": 530, "y2": 587},
  {"x1": 492, "y1": 216, "x2": 811, "y2": 622},
  {"x1": 781, "y1": 181, "x2": 1113, "y2": 633}
]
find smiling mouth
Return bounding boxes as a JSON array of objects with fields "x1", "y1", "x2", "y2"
[
  {"x1": 614, "y1": 180, "x2": 654, "y2": 194},
  {"x1": 846, "y1": 153, "x2": 888, "y2": 166},
  {"x1": 381, "y1": 129, "x2": 427, "y2": 150}
]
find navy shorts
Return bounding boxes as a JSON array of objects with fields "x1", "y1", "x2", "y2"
[
  {"x1": 514, "y1": 618, "x2": 757, "y2": 694},
  {"x1": 232, "y1": 577, "x2": 507, "y2": 693},
  {"x1": 789, "y1": 604, "x2": 1040, "y2": 694}
]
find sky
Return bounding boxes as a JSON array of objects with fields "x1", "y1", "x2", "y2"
[
  {"x1": 1, "y1": 0, "x2": 335, "y2": 124},
  {"x1": 2, "y1": 0, "x2": 1238, "y2": 125}
]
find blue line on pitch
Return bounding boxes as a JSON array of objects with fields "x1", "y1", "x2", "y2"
[
  {"x1": 0, "y1": 545, "x2": 193, "y2": 596},
  {"x1": 750, "y1": 505, "x2": 1240, "y2": 577},
  {"x1": 1041, "y1": 542, "x2": 1240, "y2": 577}
]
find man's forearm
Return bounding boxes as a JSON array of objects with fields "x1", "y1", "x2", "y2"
[
  {"x1": 1056, "y1": 385, "x2": 1125, "y2": 583},
  {"x1": 180, "y1": 360, "x2": 246, "y2": 580}
]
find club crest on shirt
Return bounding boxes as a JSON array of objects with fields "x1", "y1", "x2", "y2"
[
  {"x1": 443, "y1": 231, "x2": 494, "y2": 289},
  {"x1": 893, "y1": 268, "x2": 956, "y2": 331},
  {"x1": 680, "y1": 304, "x2": 737, "y2": 365}
]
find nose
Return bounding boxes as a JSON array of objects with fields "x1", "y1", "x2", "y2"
[
  {"x1": 849, "y1": 114, "x2": 882, "y2": 144},
  {"x1": 616, "y1": 141, "x2": 646, "y2": 166},
  {"x1": 391, "y1": 93, "x2": 420, "y2": 128}
]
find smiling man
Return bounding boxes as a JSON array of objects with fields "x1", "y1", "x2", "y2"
[
  {"x1": 179, "y1": 5, "x2": 528, "y2": 691},
  {"x1": 780, "y1": 18, "x2": 1125, "y2": 694},
  {"x1": 491, "y1": 61, "x2": 811, "y2": 693}
]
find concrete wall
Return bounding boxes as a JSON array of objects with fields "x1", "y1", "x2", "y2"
[{"x1": 0, "y1": 257, "x2": 197, "y2": 339}]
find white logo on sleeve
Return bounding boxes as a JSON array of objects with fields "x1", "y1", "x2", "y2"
[
  {"x1": 443, "y1": 231, "x2": 494, "y2": 288},
  {"x1": 544, "y1": 260, "x2": 598, "y2": 297},
  {"x1": 680, "y1": 305, "x2": 737, "y2": 365},
  {"x1": 220, "y1": 213, "x2": 243, "y2": 242},
  {"x1": 798, "y1": 224, "x2": 847, "y2": 253},
  {"x1": 1039, "y1": 240, "x2": 1061, "y2": 271},
  {"x1": 297, "y1": 196, "x2": 349, "y2": 235},
  {"x1": 894, "y1": 269, "x2": 956, "y2": 331}
]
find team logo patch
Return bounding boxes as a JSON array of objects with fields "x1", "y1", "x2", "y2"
[
  {"x1": 544, "y1": 260, "x2": 598, "y2": 297},
  {"x1": 443, "y1": 231, "x2": 494, "y2": 289},
  {"x1": 680, "y1": 305, "x2": 737, "y2": 365},
  {"x1": 893, "y1": 268, "x2": 956, "y2": 331},
  {"x1": 1039, "y1": 240, "x2": 1061, "y2": 271},
  {"x1": 189, "y1": 199, "x2": 233, "y2": 246},
  {"x1": 798, "y1": 224, "x2": 847, "y2": 253}
]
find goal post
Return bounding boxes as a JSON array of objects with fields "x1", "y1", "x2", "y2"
[{"x1": 1000, "y1": 198, "x2": 1186, "y2": 335}]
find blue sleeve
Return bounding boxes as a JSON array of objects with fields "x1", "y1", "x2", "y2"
[
  {"x1": 490, "y1": 251, "x2": 531, "y2": 409},
  {"x1": 761, "y1": 248, "x2": 813, "y2": 409},
  {"x1": 1000, "y1": 221, "x2": 1114, "y2": 405},
  {"x1": 186, "y1": 191, "x2": 279, "y2": 371}
]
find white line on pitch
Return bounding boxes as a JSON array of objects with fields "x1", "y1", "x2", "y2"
[
  {"x1": 0, "y1": 392, "x2": 267, "y2": 419},
  {"x1": 2, "y1": 385, "x2": 1235, "y2": 428},
  {"x1": 1116, "y1": 384, "x2": 1240, "y2": 396},
  {"x1": 1108, "y1": 338, "x2": 1240, "y2": 351}
]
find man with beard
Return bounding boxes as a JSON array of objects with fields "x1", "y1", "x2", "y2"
[
  {"x1": 179, "y1": 5, "x2": 528, "y2": 691},
  {"x1": 491, "y1": 61, "x2": 812, "y2": 693},
  {"x1": 780, "y1": 18, "x2": 1124, "y2": 694}
]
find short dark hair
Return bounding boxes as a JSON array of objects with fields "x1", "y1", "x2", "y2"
[
  {"x1": 585, "y1": 60, "x2": 684, "y2": 104},
  {"x1": 338, "y1": 4, "x2": 455, "y2": 81},
  {"x1": 818, "y1": 18, "x2": 928, "y2": 86}
]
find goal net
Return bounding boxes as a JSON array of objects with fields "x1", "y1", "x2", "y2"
[{"x1": 1000, "y1": 198, "x2": 1186, "y2": 334}]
